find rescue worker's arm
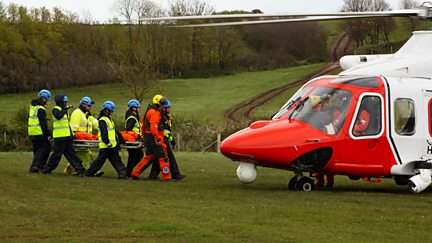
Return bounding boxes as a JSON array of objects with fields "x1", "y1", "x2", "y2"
[
  {"x1": 126, "y1": 117, "x2": 136, "y2": 131},
  {"x1": 52, "y1": 108, "x2": 67, "y2": 120},
  {"x1": 69, "y1": 110, "x2": 80, "y2": 133},
  {"x1": 88, "y1": 115, "x2": 98, "y2": 131},
  {"x1": 99, "y1": 119, "x2": 110, "y2": 145},
  {"x1": 115, "y1": 129, "x2": 125, "y2": 144},
  {"x1": 37, "y1": 108, "x2": 51, "y2": 137},
  {"x1": 149, "y1": 111, "x2": 163, "y2": 141}
]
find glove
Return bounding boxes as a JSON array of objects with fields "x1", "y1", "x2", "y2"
[
  {"x1": 47, "y1": 136, "x2": 53, "y2": 142},
  {"x1": 63, "y1": 105, "x2": 73, "y2": 110},
  {"x1": 170, "y1": 140, "x2": 176, "y2": 149},
  {"x1": 106, "y1": 143, "x2": 113, "y2": 149}
]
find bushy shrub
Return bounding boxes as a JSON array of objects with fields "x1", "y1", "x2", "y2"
[{"x1": 0, "y1": 106, "x2": 32, "y2": 151}]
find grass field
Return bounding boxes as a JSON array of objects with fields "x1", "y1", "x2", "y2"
[
  {"x1": 1, "y1": 152, "x2": 432, "y2": 242},
  {"x1": 0, "y1": 64, "x2": 323, "y2": 125}
]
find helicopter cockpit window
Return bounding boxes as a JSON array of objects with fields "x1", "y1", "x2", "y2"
[
  {"x1": 289, "y1": 87, "x2": 352, "y2": 135},
  {"x1": 273, "y1": 86, "x2": 312, "y2": 119},
  {"x1": 330, "y1": 76, "x2": 380, "y2": 88},
  {"x1": 394, "y1": 98, "x2": 416, "y2": 136},
  {"x1": 352, "y1": 96, "x2": 382, "y2": 137}
]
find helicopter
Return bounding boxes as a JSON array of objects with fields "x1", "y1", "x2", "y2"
[{"x1": 143, "y1": 3, "x2": 432, "y2": 193}]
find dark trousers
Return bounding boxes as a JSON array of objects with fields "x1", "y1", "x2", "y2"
[
  {"x1": 29, "y1": 135, "x2": 51, "y2": 171},
  {"x1": 86, "y1": 147, "x2": 127, "y2": 178},
  {"x1": 126, "y1": 148, "x2": 144, "y2": 176},
  {"x1": 149, "y1": 137, "x2": 181, "y2": 178},
  {"x1": 44, "y1": 139, "x2": 84, "y2": 172}
]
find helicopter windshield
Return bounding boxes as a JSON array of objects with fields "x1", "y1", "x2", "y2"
[
  {"x1": 273, "y1": 87, "x2": 312, "y2": 119},
  {"x1": 290, "y1": 87, "x2": 353, "y2": 135}
]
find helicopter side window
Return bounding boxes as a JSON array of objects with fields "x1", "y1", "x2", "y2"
[
  {"x1": 394, "y1": 98, "x2": 416, "y2": 136},
  {"x1": 352, "y1": 96, "x2": 382, "y2": 137}
]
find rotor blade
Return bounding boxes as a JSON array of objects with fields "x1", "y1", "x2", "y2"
[
  {"x1": 139, "y1": 9, "x2": 422, "y2": 22},
  {"x1": 171, "y1": 15, "x2": 393, "y2": 28}
]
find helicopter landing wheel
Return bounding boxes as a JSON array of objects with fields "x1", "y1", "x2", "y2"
[
  {"x1": 295, "y1": 177, "x2": 315, "y2": 192},
  {"x1": 288, "y1": 176, "x2": 298, "y2": 190}
]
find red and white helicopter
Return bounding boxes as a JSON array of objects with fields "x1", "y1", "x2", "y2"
[{"x1": 144, "y1": 3, "x2": 432, "y2": 193}]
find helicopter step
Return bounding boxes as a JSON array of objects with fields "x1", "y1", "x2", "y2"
[{"x1": 288, "y1": 173, "x2": 315, "y2": 192}]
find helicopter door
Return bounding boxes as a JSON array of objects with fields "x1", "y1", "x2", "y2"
[{"x1": 334, "y1": 94, "x2": 387, "y2": 176}]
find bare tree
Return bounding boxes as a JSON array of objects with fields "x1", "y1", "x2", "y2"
[
  {"x1": 340, "y1": 0, "x2": 372, "y2": 12},
  {"x1": 111, "y1": 0, "x2": 164, "y2": 102},
  {"x1": 400, "y1": 0, "x2": 420, "y2": 30},
  {"x1": 341, "y1": 0, "x2": 395, "y2": 46},
  {"x1": 168, "y1": 0, "x2": 214, "y2": 69},
  {"x1": 400, "y1": 0, "x2": 419, "y2": 9},
  {"x1": 168, "y1": 0, "x2": 214, "y2": 16}
]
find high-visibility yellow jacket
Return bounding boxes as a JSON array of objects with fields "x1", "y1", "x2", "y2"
[
  {"x1": 28, "y1": 105, "x2": 45, "y2": 136},
  {"x1": 52, "y1": 106, "x2": 72, "y2": 138},
  {"x1": 98, "y1": 116, "x2": 117, "y2": 149},
  {"x1": 70, "y1": 108, "x2": 98, "y2": 133},
  {"x1": 125, "y1": 115, "x2": 141, "y2": 135}
]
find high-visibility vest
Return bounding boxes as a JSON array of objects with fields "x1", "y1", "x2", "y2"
[
  {"x1": 98, "y1": 116, "x2": 117, "y2": 149},
  {"x1": 28, "y1": 105, "x2": 45, "y2": 136},
  {"x1": 70, "y1": 108, "x2": 98, "y2": 133},
  {"x1": 52, "y1": 106, "x2": 71, "y2": 138},
  {"x1": 163, "y1": 117, "x2": 174, "y2": 142},
  {"x1": 125, "y1": 115, "x2": 141, "y2": 135}
]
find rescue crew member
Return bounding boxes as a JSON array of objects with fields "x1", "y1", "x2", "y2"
[
  {"x1": 124, "y1": 99, "x2": 144, "y2": 177},
  {"x1": 28, "y1": 89, "x2": 52, "y2": 173},
  {"x1": 149, "y1": 99, "x2": 185, "y2": 180},
  {"x1": 85, "y1": 101, "x2": 128, "y2": 179},
  {"x1": 42, "y1": 95, "x2": 86, "y2": 175},
  {"x1": 353, "y1": 108, "x2": 370, "y2": 136},
  {"x1": 314, "y1": 173, "x2": 334, "y2": 189},
  {"x1": 65, "y1": 96, "x2": 103, "y2": 176},
  {"x1": 131, "y1": 95, "x2": 171, "y2": 181}
]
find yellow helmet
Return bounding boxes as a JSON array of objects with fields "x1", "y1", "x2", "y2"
[{"x1": 152, "y1": 94, "x2": 168, "y2": 106}]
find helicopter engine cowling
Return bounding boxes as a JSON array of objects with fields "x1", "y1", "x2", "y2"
[
  {"x1": 408, "y1": 169, "x2": 432, "y2": 193},
  {"x1": 236, "y1": 162, "x2": 257, "y2": 184},
  {"x1": 340, "y1": 55, "x2": 391, "y2": 71}
]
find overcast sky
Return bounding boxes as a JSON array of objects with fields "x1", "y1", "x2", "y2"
[{"x1": 2, "y1": 0, "x2": 407, "y2": 22}]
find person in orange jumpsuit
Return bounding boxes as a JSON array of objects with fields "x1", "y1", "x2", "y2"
[
  {"x1": 131, "y1": 95, "x2": 171, "y2": 181},
  {"x1": 353, "y1": 109, "x2": 370, "y2": 136}
]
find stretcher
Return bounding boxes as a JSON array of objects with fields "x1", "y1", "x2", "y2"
[
  {"x1": 73, "y1": 140, "x2": 144, "y2": 149},
  {"x1": 73, "y1": 131, "x2": 144, "y2": 149}
]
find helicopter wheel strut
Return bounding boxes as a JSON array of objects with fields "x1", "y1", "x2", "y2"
[{"x1": 288, "y1": 174, "x2": 315, "y2": 192}]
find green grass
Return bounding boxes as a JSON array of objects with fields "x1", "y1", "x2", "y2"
[
  {"x1": 1, "y1": 152, "x2": 432, "y2": 241},
  {"x1": 0, "y1": 64, "x2": 324, "y2": 125}
]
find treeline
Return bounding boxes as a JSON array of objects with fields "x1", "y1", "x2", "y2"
[{"x1": 0, "y1": 1, "x2": 329, "y2": 94}]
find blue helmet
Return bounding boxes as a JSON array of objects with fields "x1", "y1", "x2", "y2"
[
  {"x1": 63, "y1": 96, "x2": 69, "y2": 102},
  {"x1": 38, "y1": 89, "x2": 51, "y2": 100},
  {"x1": 80, "y1": 96, "x2": 94, "y2": 107},
  {"x1": 102, "y1": 101, "x2": 116, "y2": 111},
  {"x1": 128, "y1": 99, "x2": 141, "y2": 109},
  {"x1": 164, "y1": 100, "x2": 172, "y2": 108}
]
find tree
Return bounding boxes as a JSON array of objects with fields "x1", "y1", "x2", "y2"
[
  {"x1": 169, "y1": 0, "x2": 214, "y2": 69},
  {"x1": 340, "y1": 0, "x2": 395, "y2": 46},
  {"x1": 400, "y1": 0, "x2": 420, "y2": 30},
  {"x1": 112, "y1": 0, "x2": 164, "y2": 102}
]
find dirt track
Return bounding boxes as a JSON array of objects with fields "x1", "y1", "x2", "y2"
[{"x1": 226, "y1": 33, "x2": 351, "y2": 123}]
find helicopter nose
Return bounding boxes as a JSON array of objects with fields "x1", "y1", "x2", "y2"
[{"x1": 220, "y1": 120, "x2": 296, "y2": 164}]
